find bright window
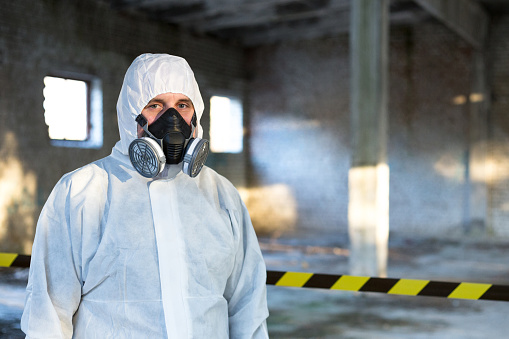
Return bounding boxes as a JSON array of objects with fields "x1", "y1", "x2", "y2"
[
  {"x1": 209, "y1": 95, "x2": 243, "y2": 153},
  {"x1": 43, "y1": 75, "x2": 103, "y2": 148}
]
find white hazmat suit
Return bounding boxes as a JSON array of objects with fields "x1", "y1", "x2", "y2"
[{"x1": 21, "y1": 54, "x2": 269, "y2": 338}]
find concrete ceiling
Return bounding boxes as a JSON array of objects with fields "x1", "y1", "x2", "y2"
[{"x1": 107, "y1": 0, "x2": 509, "y2": 47}]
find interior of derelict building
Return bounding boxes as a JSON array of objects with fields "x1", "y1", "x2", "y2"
[{"x1": 2, "y1": 0, "x2": 509, "y2": 337}]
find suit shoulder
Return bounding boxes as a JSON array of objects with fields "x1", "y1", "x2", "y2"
[
  {"x1": 199, "y1": 166, "x2": 237, "y2": 192},
  {"x1": 57, "y1": 156, "x2": 111, "y2": 190}
]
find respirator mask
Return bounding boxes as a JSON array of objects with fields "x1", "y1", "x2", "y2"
[{"x1": 128, "y1": 108, "x2": 209, "y2": 178}]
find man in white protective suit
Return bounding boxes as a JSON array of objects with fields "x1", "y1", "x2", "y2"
[{"x1": 21, "y1": 53, "x2": 270, "y2": 338}]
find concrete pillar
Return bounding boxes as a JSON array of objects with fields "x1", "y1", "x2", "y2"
[
  {"x1": 349, "y1": 0, "x2": 390, "y2": 277},
  {"x1": 464, "y1": 50, "x2": 489, "y2": 235}
]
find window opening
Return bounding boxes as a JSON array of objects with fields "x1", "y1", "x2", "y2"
[
  {"x1": 43, "y1": 74, "x2": 102, "y2": 148},
  {"x1": 209, "y1": 95, "x2": 243, "y2": 153}
]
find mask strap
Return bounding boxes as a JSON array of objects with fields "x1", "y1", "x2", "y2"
[
  {"x1": 135, "y1": 114, "x2": 162, "y2": 145},
  {"x1": 191, "y1": 112, "x2": 198, "y2": 138},
  {"x1": 190, "y1": 123, "x2": 197, "y2": 139}
]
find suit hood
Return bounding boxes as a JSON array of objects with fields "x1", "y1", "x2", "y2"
[{"x1": 115, "y1": 53, "x2": 204, "y2": 155}]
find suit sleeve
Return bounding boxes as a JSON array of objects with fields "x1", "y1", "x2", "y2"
[
  {"x1": 224, "y1": 201, "x2": 269, "y2": 339},
  {"x1": 21, "y1": 179, "x2": 83, "y2": 339}
]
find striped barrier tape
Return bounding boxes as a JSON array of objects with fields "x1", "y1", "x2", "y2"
[
  {"x1": 267, "y1": 270, "x2": 509, "y2": 302},
  {"x1": 2, "y1": 253, "x2": 508, "y2": 302},
  {"x1": 0, "y1": 253, "x2": 30, "y2": 268}
]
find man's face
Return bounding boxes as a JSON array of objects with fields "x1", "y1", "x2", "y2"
[{"x1": 138, "y1": 92, "x2": 195, "y2": 137}]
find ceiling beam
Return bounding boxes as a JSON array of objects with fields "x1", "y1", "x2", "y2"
[
  {"x1": 190, "y1": 3, "x2": 350, "y2": 32},
  {"x1": 119, "y1": 0, "x2": 334, "y2": 11},
  {"x1": 229, "y1": 7, "x2": 424, "y2": 46},
  {"x1": 113, "y1": 0, "x2": 203, "y2": 9},
  {"x1": 150, "y1": 0, "x2": 349, "y2": 24},
  {"x1": 413, "y1": 0, "x2": 489, "y2": 49},
  {"x1": 237, "y1": 9, "x2": 350, "y2": 45}
]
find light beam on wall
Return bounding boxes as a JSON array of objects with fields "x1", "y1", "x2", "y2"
[
  {"x1": 238, "y1": 184, "x2": 297, "y2": 235},
  {"x1": 0, "y1": 132, "x2": 36, "y2": 254}
]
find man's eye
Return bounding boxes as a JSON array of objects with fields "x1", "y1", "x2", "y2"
[
  {"x1": 178, "y1": 103, "x2": 188, "y2": 109},
  {"x1": 146, "y1": 104, "x2": 160, "y2": 110}
]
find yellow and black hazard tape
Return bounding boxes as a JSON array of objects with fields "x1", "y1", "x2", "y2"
[
  {"x1": 266, "y1": 270, "x2": 509, "y2": 302},
  {"x1": 3, "y1": 253, "x2": 508, "y2": 302},
  {"x1": 0, "y1": 253, "x2": 31, "y2": 268}
]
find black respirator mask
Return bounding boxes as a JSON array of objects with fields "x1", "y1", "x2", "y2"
[{"x1": 128, "y1": 108, "x2": 209, "y2": 178}]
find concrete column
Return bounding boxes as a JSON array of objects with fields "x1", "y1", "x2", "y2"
[
  {"x1": 465, "y1": 50, "x2": 489, "y2": 235},
  {"x1": 349, "y1": 0, "x2": 389, "y2": 277}
]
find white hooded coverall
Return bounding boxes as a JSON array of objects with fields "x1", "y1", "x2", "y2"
[{"x1": 21, "y1": 54, "x2": 269, "y2": 338}]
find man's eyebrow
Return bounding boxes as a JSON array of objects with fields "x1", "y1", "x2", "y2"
[
  {"x1": 145, "y1": 98, "x2": 165, "y2": 106},
  {"x1": 144, "y1": 98, "x2": 194, "y2": 107}
]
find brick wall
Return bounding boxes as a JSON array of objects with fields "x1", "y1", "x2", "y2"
[
  {"x1": 246, "y1": 19, "x2": 482, "y2": 238},
  {"x1": 487, "y1": 14, "x2": 509, "y2": 237},
  {"x1": 3, "y1": 0, "x2": 509, "y2": 248},
  {"x1": 388, "y1": 23, "x2": 473, "y2": 237},
  {"x1": 247, "y1": 36, "x2": 351, "y2": 235},
  {"x1": 0, "y1": 0, "x2": 246, "y2": 253}
]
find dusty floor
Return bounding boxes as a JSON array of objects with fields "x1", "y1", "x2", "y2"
[
  {"x1": 1, "y1": 230, "x2": 509, "y2": 338},
  {"x1": 263, "y1": 230, "x2": 509, "y2": 338}
]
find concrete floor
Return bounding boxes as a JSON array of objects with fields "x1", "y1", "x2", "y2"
[
  {"x1": 1, "y1": 231, "x2": 509, "y2": 338},
  {"x1": 0, "y1": 269, "x2": 26, "y2": 338},
  {"x1": 263, "y1": 231, "x2": 509, "y2": 338}
]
